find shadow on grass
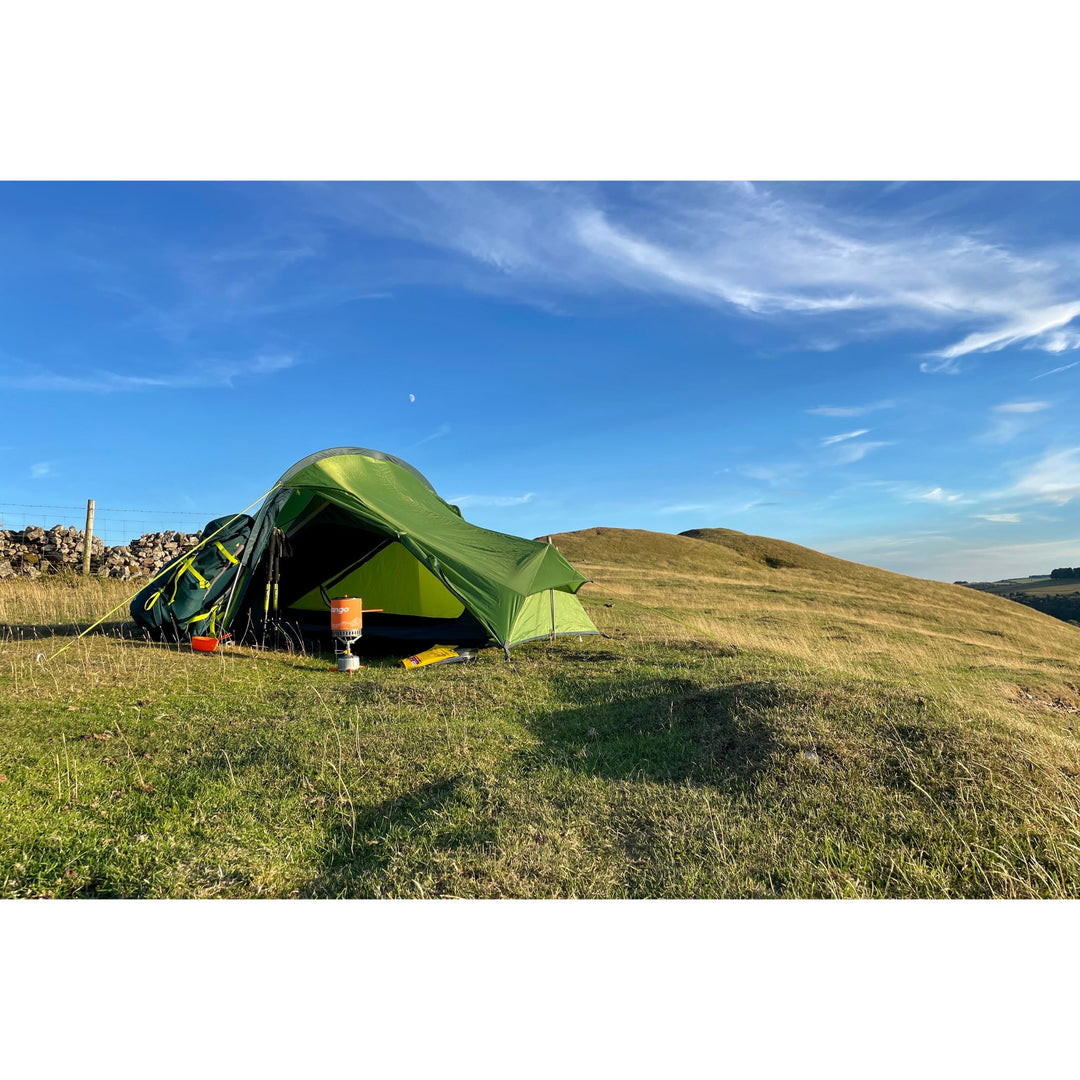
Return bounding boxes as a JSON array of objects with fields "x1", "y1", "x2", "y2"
[
  {"x1": 303, "y1": 676, "x2": 780, "y2": 897},
  {"x1": 528, "y1": 676, "x2": 780, "y2": 788},
  {"x1": 300, "y1": 775, "x2": 492, "y2": 898}
]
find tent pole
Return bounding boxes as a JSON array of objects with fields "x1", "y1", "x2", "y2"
[{"x1": 219, "y1": 483, "x2": 283, "y2": 639}]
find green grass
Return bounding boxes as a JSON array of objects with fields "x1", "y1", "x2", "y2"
[{"x1": 3, "y1": 529, "x2": 1080, "y2": 898}]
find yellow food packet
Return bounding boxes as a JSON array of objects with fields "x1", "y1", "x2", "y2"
[{"x1": 401, "y1": 644, "x2": 463, "y2": 669}]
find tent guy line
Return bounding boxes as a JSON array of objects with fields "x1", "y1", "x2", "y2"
[{"x1": 45, "y1": 482, "x2": 283, "y2": 662}]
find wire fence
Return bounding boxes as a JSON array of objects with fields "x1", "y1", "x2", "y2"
[{"x1": 0, "y1": 502, "x2": 219, "y2": 548}]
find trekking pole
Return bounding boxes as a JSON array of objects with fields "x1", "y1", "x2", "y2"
[
  {"x1": 271, "y1": 529, "x2": 283, "y2": 619},
  {"x1": 268, "y1": 529, "x2": 282, "y2": 645},
  {"x1": 261, "y1": 528, "x2": 276, "y2": 647}
]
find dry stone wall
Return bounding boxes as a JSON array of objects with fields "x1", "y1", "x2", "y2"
[{"x1": 0, "y1": 525, "x2": 202, "y2": 581}]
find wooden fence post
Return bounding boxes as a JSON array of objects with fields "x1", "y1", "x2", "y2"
[{"x1": 82, "y1": 499, "x2": 95, "y2": 576}]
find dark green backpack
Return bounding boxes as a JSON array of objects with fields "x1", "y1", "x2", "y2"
[{"x1": 130, "y1": 514, "x2": 254, "y2": 639}]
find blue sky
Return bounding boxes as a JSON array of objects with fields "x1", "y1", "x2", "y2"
[{"x1": 2, "y1": 181, "x2": 1079, "y2": 582}]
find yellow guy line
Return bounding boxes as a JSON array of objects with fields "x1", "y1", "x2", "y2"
[{"x1": 45, "y1": 483, "x2": 281, "y2": 662}]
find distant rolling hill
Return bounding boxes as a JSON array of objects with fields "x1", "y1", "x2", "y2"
[
  {"x1": 962, "y1": 573, "x2": 1080, "y2": 628},
  {"x1": 679, "y1": 526, "x2": 850, "y2": 573},
  {"x1": 548, "y1": 525, "x2": 1080, "y2": 693}
]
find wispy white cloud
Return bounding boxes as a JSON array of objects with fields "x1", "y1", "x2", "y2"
[
  {"x1": 911, "y1": 486, "x2": 963, "y2": 503},
  {"x1": 56, "y1": 230, "x2": 329, "y2": 343},
  {"x1": 1032, "y1": 359, "x2": 1080, "y2": 380},
  {"x1": 659, "y1": 503, "x2": 713, "y2": 515},
  {"x1": 205, "y1": 244, "x2": 317, "y2": 265},
  {"x1": 826, "y1": 532, "x2": 953, "y2": 553},
  {"x1": 810, "y1": 515, "x2": 1070, "y2": 581},
  {"x1": 980, "y1": 400, "x2": 1052, "y2": 444},
  {"x1": 922, "y1": 301, "x2": 1080, "y2": 369},
  {"x1": 741, "y1": 463, "x2": 808, "y2": 485},
  {"x1": 820, "y1": 428, "x2": 870, "y2": 446},
  {"x1": 0, "y1": 354, "x2": 298, "y2": 393},
  {"x1": 29, "y1": 462, "x2": 52, "y2": 479},
  {"x1": 410, "y1": 423, "x2": 451, "y2": 449},
  {"x1": 856, "y1": 479, "x2": 973, "y2": 506},
  {"x1": 980, "y1": 419, "x2": 1025, "y2": 445},
  {"x1": 806, "y1": 400, "x2": 895, "y2": 417},
  {"x1": 821, "y1": 532, "x2": 956, "y2": 569},
  {"x1": 1030, "y1": 329, "x2": 1080, "y2": 354},
  {"x1": 312, "y1": 183, "x2": 1080, "y2": 365},
  {"x1": 1006, "y1": 447, "x2": 1080, "y2": 505},
  {"x1": 993, "y1": 400, "x2": 1051, "y2": 413},
  {"x1": 972, "y1": 513, "x2": 1021, "y2": 522},
  {"x1": 946, "y1": 537, "x2": 1080, "y2": 581},
  {"x1": 800, "y1": 338, "x2": 845, "y2": 353},
  {"x1": 574, "y1": 206, "x2": 866, "y2": 316},
  {"x1": 449, "y1": 492, "x2": 536, "y2": 508},
  {"x1": 831, "y1": 440, "x2": 893, "y2": 464},
  {"x1": 741, "y1": 436, "x2": 893, "y2": 493}
]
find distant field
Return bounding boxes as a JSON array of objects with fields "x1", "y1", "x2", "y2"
[
  {"x1": 963, "y1": 575, "x2": 1080, "y2": 626},
  {"x1": 3, "y1": 529, "x2": 1080, "y2": 899},
  {"x1": 965, "y1": 576, "x2": 1080, "y2": 598}
]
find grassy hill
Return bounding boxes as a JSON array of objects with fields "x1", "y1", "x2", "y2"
[
  {"x1": 560, "y1": 525, "x2": 1079, "y2": 690},
  {"x1": 2, "y1": 527, "x2": 1079, "y2": 898}
]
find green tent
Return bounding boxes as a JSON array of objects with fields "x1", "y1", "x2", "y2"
[{"x1": 133, "y1": 447, "x2": 598, "y2": 654}]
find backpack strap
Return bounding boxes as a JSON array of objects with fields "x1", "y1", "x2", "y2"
[{"x1": 215, "y1": 541, "x2": 240, "y2": 565}]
